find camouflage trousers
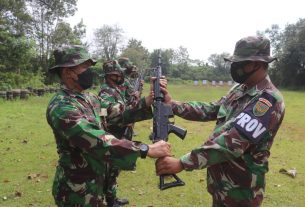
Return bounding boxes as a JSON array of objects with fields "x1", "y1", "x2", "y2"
[
  {"x1": 104, "y1": 165, "x2": 120, "y2": 205},
  {"x1": 53, "y1": 166, "x2": 107, "y2": 207},
  {"x1": 212, "y1": 194, "x2": 263, "y2": 207}
]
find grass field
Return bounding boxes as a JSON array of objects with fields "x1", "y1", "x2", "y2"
[{"x1": 0, "y1": 84, "x2": 305, "y2": 207}]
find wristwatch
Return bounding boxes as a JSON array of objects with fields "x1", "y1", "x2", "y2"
[{"x1": 139, "y1": 143, "x2": 149, "y2": 159}]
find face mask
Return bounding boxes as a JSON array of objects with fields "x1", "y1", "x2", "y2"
[
  {"x1": 108, "y1": 73, "x2": 124, "y2": 85},
  {"x1": 112, "y1": 77, "x2": 124, "y2": 85},
  {"x1": 230, "y1": 61, "x2": 257, "y2": 83},
  {"x1": 130, "y1": 72, "x2": 139, "y2": 78},
  {"x1": 77, "y1": 68, "x2": 93, "y2": 90}
]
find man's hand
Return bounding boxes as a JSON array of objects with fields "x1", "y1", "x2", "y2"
[
  {"x1": 140, "y1": 80, "x2": 144, "y2": 88},
  {"x1": 150, "y1": 76, "x2": 168, "y2": 89},
  {"x1": 155, "y1": 156, "x2": 183, "y2": 175},
  {"x1": 132, "y1": 91, "x2": 140, "y2": 99},
  {"x1": 147, "y1": 140, "x2": 171, "y2": 158},
  {"x1": 144, "y1": 90, "x2": 154, "y2": 107},
  {"x1": 149, "y1": 76, "x2": 172, "y2": 104}
]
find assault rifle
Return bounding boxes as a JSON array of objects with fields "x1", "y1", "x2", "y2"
[
  {"x1": 151, "y1": 52, "x2": 187, "y2": 190},
  {"x1": 130, "y1": 70, "x2": 145, "y2": 103},
  {"x1": 122, "y1": 70, "x2": 146, "y2": 140}
]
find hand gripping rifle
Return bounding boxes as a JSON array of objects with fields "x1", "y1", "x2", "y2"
[{"x1": 151, "y1": 52, "x2": 187, "y2": 190}]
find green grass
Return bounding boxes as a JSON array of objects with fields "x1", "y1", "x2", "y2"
[{"x1": 0, "y1": 84, "x2": 304, "y2": 207}]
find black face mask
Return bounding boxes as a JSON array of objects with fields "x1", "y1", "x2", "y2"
[
  {"x1": 108, "y1": 74, "x2": 124, "y2": 85},
  {"x1": 77, "y1": 68, "x2": 93, "y2": 90},
  {"x1": 230, "y1": 61, "x2": 257, "y2": 83}
]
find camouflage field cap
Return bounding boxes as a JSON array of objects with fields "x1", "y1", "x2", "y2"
[
  {"x1": 49, "y1": 45, "x2": 96, "y2": 73},
  {"x1": 224, "y1": 36, "x2": 276, "y2": 63},
  {"x1": 131, "y1": 65, "x2": 138, "y2": 72},
  {"x1": 103, "y1": 60, "x2": 123, "y2": 75},
  {"x1": 118, "y1": 57, "x2": 133, "y2": 69}
]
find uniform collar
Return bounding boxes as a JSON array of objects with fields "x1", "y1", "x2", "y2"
[
  {"x1": 243, "y1": 75, "x2": 272, "y2": 96},
  {"x1": 60, "y1": 84, "x2": 86, "y2": 98}
]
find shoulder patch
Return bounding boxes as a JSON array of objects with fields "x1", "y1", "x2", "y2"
[
  {"x1": 233, "y1": 92, "x2": 277, "y2": 143},
  {"x1": 253, "y1": 98, "x2": 272, "y2": 117}
]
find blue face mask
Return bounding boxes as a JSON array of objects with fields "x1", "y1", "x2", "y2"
[{"x1": 77, "y1": 68, "x2": 93, "y2": 90}]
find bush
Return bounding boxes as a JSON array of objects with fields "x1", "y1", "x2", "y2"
[{"x1": 0, "y1": 71, "x2": 45, "y2": 89}]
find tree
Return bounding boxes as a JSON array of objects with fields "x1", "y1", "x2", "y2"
[
  {"x1": 260, "y1": 19, "x2": 305, "y2": 88},
  {"x1": 150, "y1": 49, "x2": 174, "y2": 75},
  {"x1": 172, "y1": 46, "x2": 190, "y2": 64},
  {"x1": 0, "y1": 0, "x2": 32, "y2": 36},
  {"x1": 0, "y1": 0, "x2": 35, "y2": 73},
  {"x1": 120, "y1": 38, "x2": 150, "y2": 71},
  {"x1": 93, "y1": 24, "x2": 124, "y2": 60},
  {"x1": 207, "y1": 52, "x2": 231, "y2": 81},
  {"x1": 274, "y1": 19, "x2": 305, "y2": 87},
  {"x1": 28, "y1": 0, "x2": 78, "y2": 70},
  {"x1": 51, "y1": 21, "x2": 85, "y2": 47}
]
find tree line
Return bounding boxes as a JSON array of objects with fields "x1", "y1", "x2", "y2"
[{"x1": 1, "y1": 0, "x2": 305, "y2": 89}]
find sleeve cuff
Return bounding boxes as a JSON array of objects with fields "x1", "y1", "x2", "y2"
[
  {"x1": 170, "y1": 100, "x2": 181, "y2": 115},
  {"x1": 180, "y1": 153, "x2": 195, "y2": 171}
]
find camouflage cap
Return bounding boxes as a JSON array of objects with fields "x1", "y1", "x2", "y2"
[
  {"x1": 49, "y1": 45, "x2": 96, "y2": 73},
  {"x1": 131, "y1": 65, "x2": 138, "y2": 72},
  {"x1": 103, "y1": 60, "x2": 123, "y2": 75},
  {"x1": 118, "y1": 57, "x2": 133, "y2": 69},
  {"x1": 224, "y1": 36, "x2": 276, "y2": 63}
]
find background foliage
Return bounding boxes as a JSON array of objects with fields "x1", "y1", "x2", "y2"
[{"x1": 1, "y1": 1, "x2": 305, "y2": 89}]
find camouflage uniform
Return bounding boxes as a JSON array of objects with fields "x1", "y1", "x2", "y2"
[
  {"x1": 172, "y1": 36, "x2": 285, "y2": 207},
  {"x1": 118, "y1": 57, "x2": 140, "y2": 106},
  {"x1": 47, "y1": 46, "x2": 152, "y2": 207},
  {"x1": 98, "y1": 60, "x2": 145, "y2": 206},
  {"x1": 99, "y1": 60, "x2": 138, "y2": 140}
]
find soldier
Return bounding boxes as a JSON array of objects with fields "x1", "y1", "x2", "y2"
[
  {"x1": 156, "y1": 36, "x2": 285, "y2": 207},
  {"x1": 46, "y1": 45, "x2": 171, "y2": 207},
  {"x1": 99, "y1": 60, "x2": 135, "y2": 141},
  {"x1": 98, "y1": 60, "x2": 135, "y2": 206},
  {"x1": 118, "y1": 57, "x2": 141, "y2": 106}
]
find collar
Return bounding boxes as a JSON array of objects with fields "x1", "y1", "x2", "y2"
[
  {"x1": 243, "y1": 75, "x2": 272, "y2": 96},
  {"x1": 60, "y1": 84, "x2": 86, "y2": 99},
  {"x1": 232, "y1": 75, "x2": 272, "y2": 99}
]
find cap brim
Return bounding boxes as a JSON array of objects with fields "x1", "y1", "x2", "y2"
[
  {"x1": 106, "y1": 71, "x2": 122, "y2": 75},
  {"x1": 49, "y1": 59, "x2": 97, "y2": 73},
  {"x1": 224, "y1": 55, "x2": 277, "y2": 63}
]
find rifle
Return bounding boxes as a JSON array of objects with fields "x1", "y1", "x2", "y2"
[
  {"x1": 122, "y1": 70, "x2": 146, "y2": 140},
  {"x1": 151, "y1": 51, "x2": 187, "y2": 190},
  {"x1": 130, "y1": 70, "x2": 145, "y2": 102}
]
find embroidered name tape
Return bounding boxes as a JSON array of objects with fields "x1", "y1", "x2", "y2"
[{"x1": 234, "y1": 112, "x2": 266, "y2": 141}]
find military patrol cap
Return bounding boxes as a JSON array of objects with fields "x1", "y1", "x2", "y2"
[
  {"x1": 118, "y1": 57, "x2": 133, "y2": 69},
  {"x1": 224, "y1": 36, "x2": 276, "y2": 63},
  {"x1": 49, "y1": 45, "x2": 96, "y2": 73},
  {"x1": 130, "y1": 65, "x2": 138, "y2": 72},
  {"x1": 103, "y1": 60, "x2": 123, "y2": 75}
]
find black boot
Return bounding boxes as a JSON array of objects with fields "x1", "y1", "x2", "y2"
[
  {"x1": 114, "y1": 197, "x2": 129, "y2": 206},
  {"x1": 106, "y1": 197, "x2": 129, "y2": 207}
]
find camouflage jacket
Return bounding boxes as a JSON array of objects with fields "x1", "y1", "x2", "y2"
[
  {"x1": 98, "y1": 83, "x2": 145, "y2": 139},
  {"x1": 122, "y1": 72, "x2": 140, "y2": 106},
  {"x1": 124, "y1": 72, "x2": 138, "y2": 90},
  {"x1": 46, "y1": 86, "x2": 152, "y2": 206},
  {"x1": 172, "y1": 76, "x2": 285, "y2": 206}
]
